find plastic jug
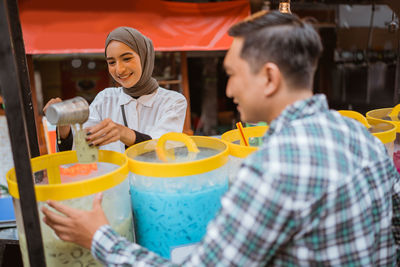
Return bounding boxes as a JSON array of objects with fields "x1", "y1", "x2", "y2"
[
  {"x1": 339, "y1": 110, "x2": 396, "y2": 158},
  {"x1": 126, "y1": 132, "x2": 229, "y2": 262},
  {"x1": 221, "y1": 125, "x2": 268, "y2": 182},
  {"x1": 6, "y1": 150, "x2": 133, "y2": 267}
]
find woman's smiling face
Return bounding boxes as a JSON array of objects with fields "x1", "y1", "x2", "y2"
[{"x1": 106, "y1": 40, "x2": 142, "y2": 88}]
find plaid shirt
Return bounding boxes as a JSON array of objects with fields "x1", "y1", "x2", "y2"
[{"x1": 92, "y1": 94, "x2": 400, "y2": 266}]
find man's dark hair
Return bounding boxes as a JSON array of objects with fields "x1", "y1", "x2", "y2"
[{"x1": 228, "y1": 11, "x2": 323, "y2": 89}]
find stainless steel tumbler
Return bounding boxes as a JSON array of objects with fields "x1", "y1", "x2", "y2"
[{"x1": 45, "y1": 96, "x2": 89, "y2": 125}]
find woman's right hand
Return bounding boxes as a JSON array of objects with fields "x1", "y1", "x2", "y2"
[
  {"x1": 43, "y1": 97, "x2": 62, "y2": 113},
  {"x1": 43, "y1": 98, "x2": 71, "y2": 139}
]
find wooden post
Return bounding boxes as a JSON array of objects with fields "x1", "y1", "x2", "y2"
[
  {"x1": 26, "y1": 55, "x2": 48, "y2": 155},
  {"x1": 0, "y1": 0, "x2": 46, "y2": 265},
  {"x1": 180, "y1": 51, "x2": 193, "y2": 135}
]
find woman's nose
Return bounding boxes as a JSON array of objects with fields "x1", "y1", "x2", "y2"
[{"x1": 116, "y1": 61, "x2": 126, "y2": 74}]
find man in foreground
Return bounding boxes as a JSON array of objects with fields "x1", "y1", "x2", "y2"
[{"x1": 42, "y1": 11, "x2": 400, "y2": 266}]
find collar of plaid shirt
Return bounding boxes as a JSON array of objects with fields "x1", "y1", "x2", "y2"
[{"x1": 264, "y1": 93, "x2": 328, "y2": 139}]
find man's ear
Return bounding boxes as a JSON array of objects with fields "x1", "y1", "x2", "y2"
[{"x1": 262, "y1": 62, "x2": 281, "y2": 97}]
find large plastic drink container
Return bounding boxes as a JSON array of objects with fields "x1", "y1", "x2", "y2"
[
  {"x1": 221, "y1": 125, "x2": 268, "y2": 182},
  {"x1": 126, "y1": 133, "x2": 229, "y2": 262},
  {"x1": 6, "y1": 150, "x2": 133, "y2": 267},
  {"x1": 339, "y1": 110, "x2": 396, "y2": 158}
]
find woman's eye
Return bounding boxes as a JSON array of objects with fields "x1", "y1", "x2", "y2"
[
  {"x1": 107, "y1": 61, "x2": 115, "y2": 66},
  {"x1": 123, "y1": 57, "x2": 133, "y2": 62}
]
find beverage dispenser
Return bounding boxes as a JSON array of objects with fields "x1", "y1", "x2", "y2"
[
  {"x1": 7, "y1": 150, "x2": 133, "y2": 266},
  {"x1": 221, "y1": 125, "x2": 268, "y2": 182},
  {"x1": 126, "y1": 133, "x2": 229, "y2": 262}
]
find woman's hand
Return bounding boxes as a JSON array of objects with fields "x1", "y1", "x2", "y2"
[
  {"x1": 41, "y1": 193, "x2": 109, "y2": 250},
  {"x1": 43, "y1": 97, "x2": 63, "y2": 113},
  {"x1": 43, "y1": 98, "x2": 71, "y2": 139},
  {"x1": 85, "y1": 118, "x2": 136, "y2": 147}
]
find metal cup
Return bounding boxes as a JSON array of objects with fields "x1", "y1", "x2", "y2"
[{"x1": 45, "y1": 96, "x2": 89, "y2": 125}]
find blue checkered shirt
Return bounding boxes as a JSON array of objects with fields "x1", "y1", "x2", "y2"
[{"x1": 91, "y1": 94, "x2": 400, "y2": 266}]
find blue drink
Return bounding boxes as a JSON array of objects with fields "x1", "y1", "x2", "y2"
[{"x1": 130, "y1": 182, "x2": 228, "y2": 259}]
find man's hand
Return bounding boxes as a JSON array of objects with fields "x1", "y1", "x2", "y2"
[{"x1": 41, "y1": 193, "x2": 109, "y2": 250}]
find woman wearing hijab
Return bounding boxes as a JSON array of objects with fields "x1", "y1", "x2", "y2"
[{"x1": 43, "y1": 27, "x2": 187, "y2": 153}]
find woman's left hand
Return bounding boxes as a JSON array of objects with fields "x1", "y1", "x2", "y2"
[
  {"x1": 86, "y1": 118, "x2": 136, "y2": 147},
  {"x1": 41, "y1": 193, "x2": 109, "y2": 250},
  {"x1": 86, "y1": 118, "x2": 122, "y2": 146}
]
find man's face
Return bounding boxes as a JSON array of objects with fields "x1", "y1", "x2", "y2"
[{"x1": 224, "y1": 38, "x2": 267, "y2": 123}]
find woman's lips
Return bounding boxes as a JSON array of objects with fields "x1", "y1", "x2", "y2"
[{"x1": 118, "y1": 73, "x2": 132, "y2": 81}]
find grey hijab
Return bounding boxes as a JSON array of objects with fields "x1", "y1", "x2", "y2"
[{"x1": 105, "y1": 27, "x2": 158, "y2": 98}]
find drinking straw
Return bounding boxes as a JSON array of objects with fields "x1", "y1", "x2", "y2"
[{"x1": 236, "y1": 122, "x2": 249, "y2": 146}]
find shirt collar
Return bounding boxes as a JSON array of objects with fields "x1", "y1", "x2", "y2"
[
  {"x1": 118, "y1": 87, "x2": 159, "y2": 107},
  {"x1": 266, "y1": 94, "x2": 329, "y2": 137}
]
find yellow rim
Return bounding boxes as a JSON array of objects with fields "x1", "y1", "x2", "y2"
[
  {"x1": 338, "y1": 110, "x2": 371, "y2": 128},
  {"x1": 221, "y1": 126, "x2": 268, "y2": 158},
  {"x1": 340, "y1": 110, "x2": 397, "y2": 144},
  {"x1": 389, "y1": 103, "x2": 400, "y2": 120},
  {"x1": 367, "y1": 117, "x2": 397, "y2": 144},
  {"x1": 366, "y1": 108, "x2": 400, "y2": 133},
  {"x1": 6, "y1": 150, "x2": 128, "y2": 201},
  {"x1": 126, "y1": 136, "x2": 229, "y2": 177}
]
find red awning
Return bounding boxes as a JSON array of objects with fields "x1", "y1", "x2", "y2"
[{"x1": 18, "y1": 0, "x2": 250, "y2": 54}]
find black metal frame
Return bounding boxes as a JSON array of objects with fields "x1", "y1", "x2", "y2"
[
  {"x1": 6, "y1": 0, "x2": 40, "y2": 158},
  {"x1": 396, "y1": 32, "x2": 400, "y2": 103},
  {"x1": 0, "y1": 0, "x2": 46, "y2": 266}
]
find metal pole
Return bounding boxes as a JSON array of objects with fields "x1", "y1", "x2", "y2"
[
  {"x1": 395, "y1": 31, "x2": 400, "y2": 104},
  {"x1": 0, "y1": 0, "x2": 46, "y2": 266},
  {"x1": 180, "y1": 51, "x2": 194, "y2": 135},
  {"x1": 6, "y1": 0, "x2": 40, "y2": 158}
]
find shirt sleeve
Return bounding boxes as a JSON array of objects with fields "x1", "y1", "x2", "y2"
[
  {"x1": 84, "y1": 95, "x2": 103, "y2": 128},
  {"x1": 124, "y1": 130, "x2": 151, "y2": 150},
  {"x1": 56, "y1": 127, "x2": 73, "y2": 151},
  {"x1": 133, "y1": 130, "x2": 151, "y2": 144},
  {"x1": 92, "y1": 225, "x2": 177, "y2": 266},
  {"x1": 91, "y1": 162, "x2": 298, "y2": 266},
  {"x1": 179, "y1": 165, "x2": 298, "y2": 266},
  {"x1": 150, "y1": 96, "x2": 187, "y2": 139},
  {"x1": 391, "y1": 168, "x2": 400, "y2": 245}
]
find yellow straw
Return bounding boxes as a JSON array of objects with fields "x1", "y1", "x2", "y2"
[{"x1": 236, "y1": 122, "x2": 249, "y2": 146}]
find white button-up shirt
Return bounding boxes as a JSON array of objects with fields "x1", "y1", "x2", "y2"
[{"x1": 84, "y1": 87, "x2": 187, "y2": 153}]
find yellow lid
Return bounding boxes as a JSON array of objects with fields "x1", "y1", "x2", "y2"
[
  {"x1": 367, "y1": 117, "x2": 396, "y2": 144},
  {"x1": 156, "y1": 132, "x2": 199, "y2": 162},
  {"x1": 126, "y1": 134, "x2": 229, "y2": 177},
  {"x1": 6, "y1": 150, "x2": 128, "y2": 201},
  {"x1": 339, "y1": 110, "x2": 396, "y2": 144},
  {"x1": 338, "y1": 110, "x2": 371, "y2": 128},
  {"x1": 221, "y1": 126, "x2": 268, "y2": 158},
  {"x1": 366, "y1": 104, "x2": 400, "y2": 133}
]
